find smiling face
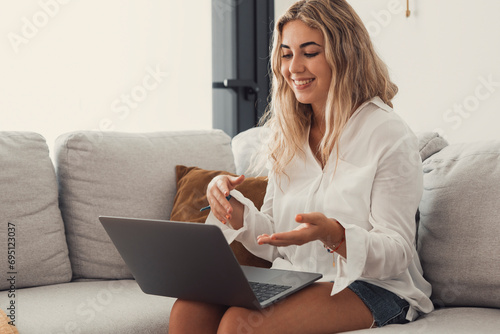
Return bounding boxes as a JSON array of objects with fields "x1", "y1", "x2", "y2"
[{"x1": 280, "y1": 20, "x2": 332, "y2": 113}]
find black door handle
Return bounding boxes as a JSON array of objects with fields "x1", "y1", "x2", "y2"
[{"x1": 213, "y1": 79, "x2": 259, "y2": 100}]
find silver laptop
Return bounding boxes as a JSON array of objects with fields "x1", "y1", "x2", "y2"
[{"x1": 99, "y1": 216, "x2": 322, "y2": 309}]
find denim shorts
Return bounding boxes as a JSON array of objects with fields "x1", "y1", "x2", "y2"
[{"x1": 348, "y1": 281, "x2": 410, "y2": 327}]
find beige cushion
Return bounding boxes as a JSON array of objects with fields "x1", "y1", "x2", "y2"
[
  {"x1": 417, "y1": 132, "x2": 449, "y2": 161},
  {"x1": 0, "y1": 280, "x2": 175, "y2": 334},
  {"x1": 348, "y1": 307, "x2": 500, "y2": 333},
  {"x1": 0, "y1": 132, "x2": 71, "y2": 290},
  {"x1": 56, "y1": 130, "x2": 235, "y2": 280},
  {"x1": 231, "y1": 126, "x2": 270, "y2": 177},
  {"x1": 418, "y1": 140, "x2": 500, "y2": 308}
]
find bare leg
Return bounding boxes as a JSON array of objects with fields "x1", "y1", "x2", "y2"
[
  {"x1": 217, "y1": 282, "x2": 374, "y2": 334},
  {"x1": 169, "y1": 299, "x2": 228, "y2": 334}
]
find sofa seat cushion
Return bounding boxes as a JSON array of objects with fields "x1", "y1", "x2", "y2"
[
  {"x1": 346, "y1": 307, "x2": 500, "y2": 333},
  {"x1": 0, "y1": 280, "x2": 175, "y2": 334},
  {"x1": 56, "y1": 130, "x2": 236, "y2": 280},
  {"x1": 418, "y1": 140, "x2": 500, "y2": 308},
  {"x1": 0, "y1": 132, "x2": 72, "y2": 290}
]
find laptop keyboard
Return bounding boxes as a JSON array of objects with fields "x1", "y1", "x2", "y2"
[{"x1": 249, "y1": 281, "x2": 292, "y2": 303}]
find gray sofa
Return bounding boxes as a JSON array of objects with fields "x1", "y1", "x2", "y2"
[{"x1": 1, "y1": 129, "x2": 499, "y2": 333}]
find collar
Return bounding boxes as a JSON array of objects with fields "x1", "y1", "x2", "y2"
[
  {"x1": 369, "y1": 96, "x2": 393, "y2": 112},
  {"x1": 350, "y1": 96, "x2": 393, "y2": 119}
]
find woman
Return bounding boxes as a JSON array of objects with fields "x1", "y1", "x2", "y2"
[{"x1": 169, "y1": 0, "x2": 433, "y2": 332}]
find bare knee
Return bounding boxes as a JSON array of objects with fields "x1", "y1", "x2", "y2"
[{"x1": 169, "y1": 299, "x2": 227, "y2": 334}]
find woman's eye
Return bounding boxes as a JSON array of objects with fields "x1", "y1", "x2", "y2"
[
  {"x1": 282, "y1": 52, "x2": 319, "y2": 59},
  {"x1": 305, "y1": 52, "x2": 320, "y2": 58}
]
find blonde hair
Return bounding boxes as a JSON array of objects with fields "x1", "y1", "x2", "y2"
[{"x1": 260, "y1": 0, "x2": 398, "y2": 177}]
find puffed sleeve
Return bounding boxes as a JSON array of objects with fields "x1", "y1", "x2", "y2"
[
  {"x1": 331, "y1": 119, "x2": 423, "y2": 295},
  {"x1": 205, "y1": 173, "x2": 280, "y2": 263}
]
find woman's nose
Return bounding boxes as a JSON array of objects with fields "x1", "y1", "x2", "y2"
[{"x1": 289, "y1": 56, "x2": 304, "y2": 74}]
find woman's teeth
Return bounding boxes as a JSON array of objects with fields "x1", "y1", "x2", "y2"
[{"x1": 294, "y1": 79, "x2": 314, "y2": 86}]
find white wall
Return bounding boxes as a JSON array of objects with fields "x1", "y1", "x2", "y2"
[
  {"x1": 0, "y1": 0, "x2": 212, "y2": 149},
  {"x1": 275, "y1": 0, "x2": 500, "y2": 144}
]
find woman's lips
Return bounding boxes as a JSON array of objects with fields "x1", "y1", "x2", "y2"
[{"x1": 293, "y1": 78, "x2": 315, "y2": 89}]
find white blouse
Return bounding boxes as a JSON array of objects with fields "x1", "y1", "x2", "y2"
[{"x1": 206, "y1": 97, "x2": 434, "y2": 321}]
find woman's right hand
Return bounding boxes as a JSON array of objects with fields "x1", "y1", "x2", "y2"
[{"x1": 206, "y1": 174, "x2": 245, "y2": 224}]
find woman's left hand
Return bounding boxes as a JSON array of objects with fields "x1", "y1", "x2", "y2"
[{"x1": 257, "y1": 212, "x2": 343, "y2": 247}]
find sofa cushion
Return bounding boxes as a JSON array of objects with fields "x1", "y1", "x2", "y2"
[
  {"x1": 418, "y1": 140, "x2": 500, "y2": 308},
  {"x1": 171, "y1": 165, "x2": 270, "y2": 268},
  {"x1": 417, "y1": 132, "x2": 449, "y2": 161},
  {"x1": 0, "y1": 132, "x2": 72, "y2": 290},
  {"x1": 348, "y1": 307, "x2": 500, "y2": 333},
  {"x1": 55, "y1": 130, "x2": 236, "y2": 280},
  {"x1": 232, "y1": 126, "x2": 270, "y2": 177},
  {"x1": 0, "y1": 280, "x2": 175, "y2": 334}
]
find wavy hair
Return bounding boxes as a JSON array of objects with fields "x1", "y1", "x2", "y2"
[{"x1": 260, "y1": 0, "x2": 398, "y2": 177}]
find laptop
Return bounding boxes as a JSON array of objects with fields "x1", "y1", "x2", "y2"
[{"x1": 99, "y1": 216, "x2": 322, "y2": 310}]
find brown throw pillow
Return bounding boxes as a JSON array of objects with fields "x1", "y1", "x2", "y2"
[{"x1": 171, "y1": 165, "x2": 271, "y2": 268}]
